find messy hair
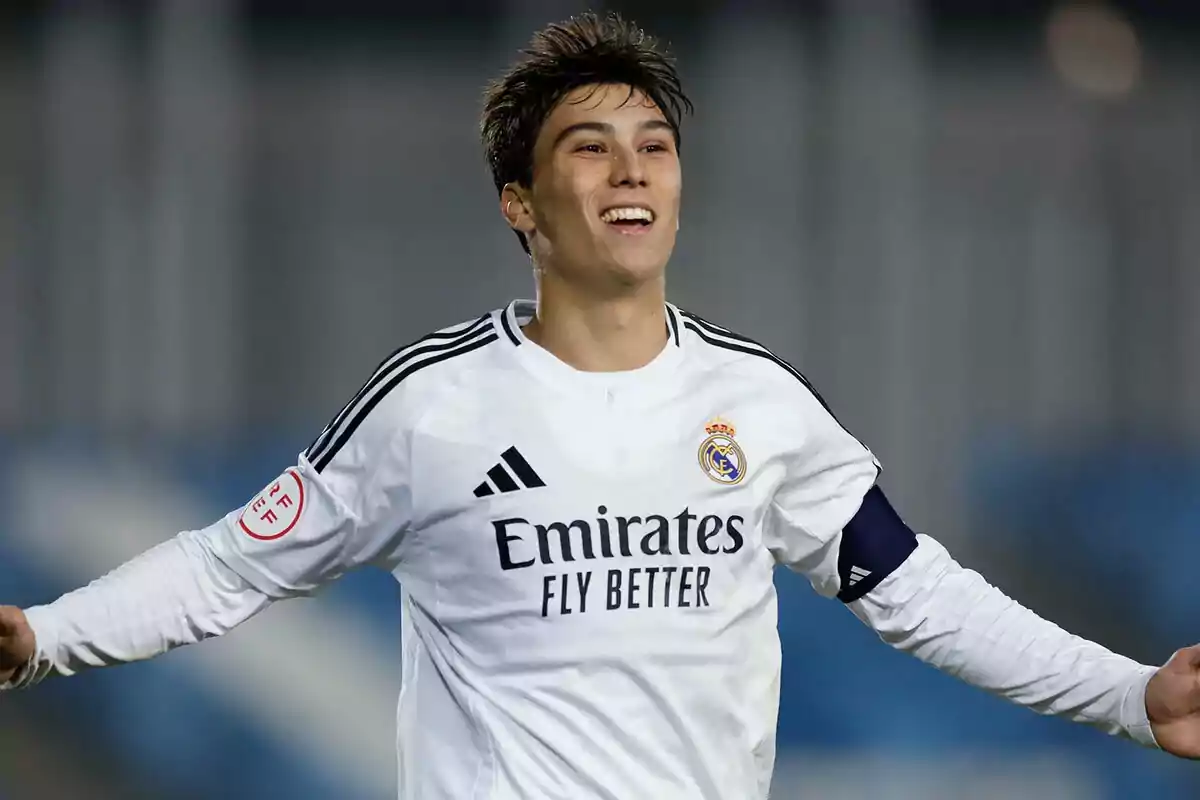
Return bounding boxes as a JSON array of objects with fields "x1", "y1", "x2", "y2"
[{"x1": 481, "y1": 12, "x2": 692, "y2": 252}]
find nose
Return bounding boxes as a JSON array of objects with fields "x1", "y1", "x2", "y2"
[{"x1": 609, "y1": 145, "x2": 646, "y2": 188}]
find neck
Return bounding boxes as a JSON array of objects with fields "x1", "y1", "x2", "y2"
[{"x1": 523, "y1": 269, "x2": 668, "y2": 372}]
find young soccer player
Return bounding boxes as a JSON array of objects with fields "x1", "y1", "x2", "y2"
[{"x1": 4, "y1": 12, "x2": 1200, "y2": 799}]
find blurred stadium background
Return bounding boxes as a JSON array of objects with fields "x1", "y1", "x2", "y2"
[{"x1": 1, "y1": 0, "x2": 1198, "y2": 797}]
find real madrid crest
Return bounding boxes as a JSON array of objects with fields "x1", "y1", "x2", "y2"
[{"x1": 698, "y1": 417, "x2": 747, "y2": 485}]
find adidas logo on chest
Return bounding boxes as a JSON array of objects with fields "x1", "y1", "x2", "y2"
[{"x1": 473, "y1": 446, "x2": 546, "y2": 497}]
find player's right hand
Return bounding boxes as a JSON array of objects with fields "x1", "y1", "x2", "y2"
[{"x1": 0, "y1": 606, "x2": 36, "y2": 684}]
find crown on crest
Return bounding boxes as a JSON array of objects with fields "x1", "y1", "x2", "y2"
[{"x1": 705, "y1": 418, "x2": 736, "y2": 438}]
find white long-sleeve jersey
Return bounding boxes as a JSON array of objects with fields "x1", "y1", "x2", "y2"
[{"x1": 4, "y1": 301, "x2": 1159, "y2": 799}]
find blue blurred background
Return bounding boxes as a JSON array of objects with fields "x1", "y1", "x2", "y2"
[{"x1": 1, "y1": 0, "x2": 1199, "y2": 797}]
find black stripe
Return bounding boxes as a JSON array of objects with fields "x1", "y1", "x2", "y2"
[
  {"x1": 666, "y1": 306, "x2": 681, "y2": 347},
  {"x1": 680, "y1": 312, "x2": 837, "y2": 413},
  {"x1": 681, "y1": 321, "x2": 847, "y2": 429},
  {"x1": 682, "y1": 311, "x2": 823, "y2": 380},
  {"x1": 500, "y1": 308, "x2": 521, "y2": 346},
  {"x1": 314, "y1": 332, "x2": 500, "y2": 472},
  {"x1": 501, "y1": 446, "x2": 546, "y2": 488},
  {"x1": 680, "y1": 319, "x2": 809, "y2": 385},
  {"x1": 307, "y1": 322, "x2": 493, "y2": 464},
  {"x1": 473, "y1": 482, "x2": 495, "y2": 498},
  {"x1": 308, "y1": 314, "x2": 492, "y2": 460},
  {"x1": 305, "y1": 314, "x2": 491, "y2": 462},
  {"x1": 486, "y1": 464, "x2": 520, "y2": 493},
  {"x1": 679, "y1": 310, "x2": 757, "y2": 345}
]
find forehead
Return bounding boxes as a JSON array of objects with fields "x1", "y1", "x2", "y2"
[{"x1": 540, "y1": 83, "x2": 667, "y2": 137}]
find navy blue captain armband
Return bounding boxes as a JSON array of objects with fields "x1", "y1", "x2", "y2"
[{"x1": 836, "y1": 485, "x2": 919, "y2": 603}]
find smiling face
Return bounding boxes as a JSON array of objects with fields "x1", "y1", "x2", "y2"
[{"x1": 502, "y1": 83, "x2": 683, "y2": 293}]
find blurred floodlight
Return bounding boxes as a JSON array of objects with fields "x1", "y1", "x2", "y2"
[{"x1": 1046, "y1": 3, "x2": 1142, "y2": 99}]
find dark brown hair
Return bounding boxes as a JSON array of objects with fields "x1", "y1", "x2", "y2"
[{"x1": 481, "y1": 12, "x2": 692, "y2": 252}]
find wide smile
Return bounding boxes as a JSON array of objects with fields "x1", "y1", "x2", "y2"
[{"x1": 599, "y1": 204, "x2": 656, "y2": 236}]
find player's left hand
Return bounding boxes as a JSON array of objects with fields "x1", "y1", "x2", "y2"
[{"x1": 1146, "y1": 644, "x2": 1200, "y2": 759}]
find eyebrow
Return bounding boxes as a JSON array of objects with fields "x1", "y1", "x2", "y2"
[{"x1": 552, "y1": 119, "x2": 674, "y2": 149}]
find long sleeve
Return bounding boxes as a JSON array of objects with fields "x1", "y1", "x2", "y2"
[
  {"x1": 3, "y1": 528, "x2": 271, "y2": 689},
  {"x1": 2, "y1": 348, "x2": 425, "y2": 690},
  {"x1": 763, "y1": 376, "x2": 1159, "y2": 746},
  {"x1": 848, "y1": 533, "x2": 1160, "y2": 747},
  {"x1": 3, "y1": 358, "x2": 418, "y2": 689}
]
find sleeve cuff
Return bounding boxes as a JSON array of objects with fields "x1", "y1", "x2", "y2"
[
  {"x1": 0, "y1": 605, "x2": 58, "y2": 690},
  {"x1": 1121, "y1": 665, "x2": 1161, "y2": 749}
]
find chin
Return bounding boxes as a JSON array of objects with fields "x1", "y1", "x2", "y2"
[
  {"x1": 602, "y1": 239, "x2": 672, "y2": 280},
  {"x1": 604, "y1": 254, "x2": 669, "y2": 287}
]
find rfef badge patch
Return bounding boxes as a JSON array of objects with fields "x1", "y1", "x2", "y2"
[
  {"x1": 698, "y1": 418, "x2": 747, "y2": 485},
  {"x1": 239, "y1": 469, "x2": 306, "y2": 540}
]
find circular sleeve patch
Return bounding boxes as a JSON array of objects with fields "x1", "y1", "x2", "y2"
[{"x1": 239, "y1": 469, "x2": 306, "y2": 541}]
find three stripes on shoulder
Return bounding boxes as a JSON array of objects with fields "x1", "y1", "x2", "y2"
[
  {"x1": 678, "y1": 310, "x2": 835, "y2": 417},
  {"x1": 304, "y1": 313, "x2": 499, "y2": 474}
]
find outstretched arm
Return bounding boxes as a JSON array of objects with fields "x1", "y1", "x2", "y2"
[
  {"x1": 844, "y1": 504, "x2": 1157, "y2": 744},
  {"x1": 843, "y1": 488, "x2": 1200, "y2": 757},
  {"x1": 1, "y1": 375, "x2": 417, "y2": 690},
  {"x1": 0, "y1": 529, "x2": 270, "y2": 688},
  {"x1": 766, "y1": 379, "x2": 1200, "y2": 757},
  {"x1": 785, "y1": 480, "x2": 1200, "y2": 757}
]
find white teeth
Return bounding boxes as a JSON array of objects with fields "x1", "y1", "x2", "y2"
[{"x1": 601, "y1": 207, "x2": 654, "y2": 224}]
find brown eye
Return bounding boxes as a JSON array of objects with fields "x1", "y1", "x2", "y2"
[{"x1": 576, "y1": 143, "x2": 604, "y2": 154}]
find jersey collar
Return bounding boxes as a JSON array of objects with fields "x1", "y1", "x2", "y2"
[{"x1": 499, "y1": 299, "x2": 685, "y2": 395}]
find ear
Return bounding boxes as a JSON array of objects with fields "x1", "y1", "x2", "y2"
[{"x1": 500, "y1": 184, "x2": 536, "y2": 237}]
